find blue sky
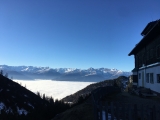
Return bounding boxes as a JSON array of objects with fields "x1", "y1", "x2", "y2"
[{"x1": 0, "y1": 0, "x2": 160, "y2": 71}]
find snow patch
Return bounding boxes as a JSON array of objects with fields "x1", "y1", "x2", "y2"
[
  {"x1": 24, "y1": 94, "x2": 28, "y2": 97},
  {"x1": 17, "y1": 107, "x2": 28, "y2": 115},
  {"x1": 28, "y1": 103, "x2": 34, "y2": 109},
  {"x1": 0, "y1": 102, "x2": 5, "y2": 110},
  {"x1": 6, "y1": 107, "x2": 13, "y2": 114},
  {"x1": 21, "y1": 67, "x2": 29, "y2": 71}
]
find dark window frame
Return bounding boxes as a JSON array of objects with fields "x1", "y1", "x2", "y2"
[
  {"x1": 156, "y1": 45, "x2": 160, "y2": 59},
  {"x1": 157, "y1": 74, "x2": 160, "y2": 83},
  {"x1": 150, "y1": 73, "x2": 154, "y2": 84},
  {"x1": 139, "y1": 73, "x2": 141, "y2": 79},
  {"x1": 146, "y1": 73, "x2": 149, "y2": 83}
]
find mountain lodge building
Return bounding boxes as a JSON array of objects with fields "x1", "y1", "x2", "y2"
[{"x1": 128, "y1": 19, "x2": 160, "y2": 93}]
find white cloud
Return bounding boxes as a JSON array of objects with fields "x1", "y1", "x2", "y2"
[{"x1": 13, "y1": 80, "x2": 94, "y2": 100}]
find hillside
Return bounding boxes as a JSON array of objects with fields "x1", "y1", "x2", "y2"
[
  {"x1": 53, "y1": 79, "x2": 160, "y2": 120},
  {"x1": 52, "y1": 76, "x2": 126, "y2": 120},
  {"x1": 0, "y1": 74, "x2": 70, "y2": 120},
  {"x1": 52, "y1": 100, "x2": 94, "y2": 120},
  {"x1": 62, "y1": 76, "x2": 128, "y2": 103}
]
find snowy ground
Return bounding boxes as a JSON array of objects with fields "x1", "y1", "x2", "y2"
[{"x1": 13, "y1": 80, "x2": 94, "y2": 100}]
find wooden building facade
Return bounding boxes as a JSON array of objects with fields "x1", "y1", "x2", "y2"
[{"x1": 129, "y1": 19, "x2": 160, "y2": 93}]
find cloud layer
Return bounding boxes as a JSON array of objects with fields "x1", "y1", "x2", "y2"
[{"x1": 13, "y1": 80, "x2": 94, "y2": 100}]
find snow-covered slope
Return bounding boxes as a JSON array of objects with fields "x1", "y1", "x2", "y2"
[
  {"x1": 0, "y1": 74, "x2": 48, "y2": 116},
  {"x1": 0, "y1": 65, "x2": 131, "y2": 81}
]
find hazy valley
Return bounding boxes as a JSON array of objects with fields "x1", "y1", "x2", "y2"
[{"x1": 13, "y1": 80, "x2": 94, "y2": 100}]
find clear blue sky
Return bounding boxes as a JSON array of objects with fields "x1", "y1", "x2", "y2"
[{"x1": 0, "y1": 0, "x2": 160, "y2": 71}]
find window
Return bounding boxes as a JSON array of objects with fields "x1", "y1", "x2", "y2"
[
  {"x1": 139, "y1": 73, "x2": 141, "y2": 79},
  {"x1": 157, "y1": 45, "x2": 160, "y2": 58},
  {"x1": 157, "y1": 74, "x2": 160, "y2": 83},
  {"x1": 146, "y1": 73, "x2": 149, "y2": 83},
  {"x1": 150, "y1": 73, "x2": 154, "y2": 83}
]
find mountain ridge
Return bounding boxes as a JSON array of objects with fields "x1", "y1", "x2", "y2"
[{"x1": 0, "y1": 65, "x2": 131, "y2": 82}]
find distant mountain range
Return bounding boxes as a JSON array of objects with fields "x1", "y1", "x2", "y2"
[{"x1": 0, "y1": 65, "x2": 131, "y2": 82}]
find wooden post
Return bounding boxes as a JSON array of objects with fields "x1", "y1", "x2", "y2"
[
  {"x1": 152, "y1": 105, "x2": 156, "y2": 120},
  {"x1": 141, "y1": 104, "x2": 144, "y2": 120},
  {"x1": 157, "y1": 106, "x2": 160, "y2": 119},
  {"x1": 99, "y1": 103, "x2": 102, "y2": 120},
  {"x1": 92, "y1": 93, "x2": 98, "y2": 120},
  {"x1": 134, "y1": 104, "x2": 137, "y2": 120},
  {"x1": 111, "y1": 102, "x2": 114, "y2": 120},
  {"x1": 147, "y1": 105, "x2": 150, "y2": 120},
  {"x1": 94, "y1": 104, "x2": 98, "y2": 120},
  {"x1": 105, "y1": 102, "x2": 108, "y2": 120},
  {"x1": 128, "y1": 104, "x2": 132, "y2": 120},
  {"x1": 122, "y1": 104, "x2": 125, "y2": 120},
  {"x1": 150, "y1": 106, "x2": 153, "y2": 120},
  {"x1": 159, "y1": 105, "x2": 160, "y2": 119},
  {"x1": 115, "y1": 102, "x2": 120, "y2": 120}
]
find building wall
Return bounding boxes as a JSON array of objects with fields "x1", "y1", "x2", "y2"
[
  {"x1": 138, "y1": 64, "x2": 160, "y2": 93},
  {"x1": 131, "y1": 24, "x2": 160, "y2": 93},
  {"x1": 135, "y1": 35, "x2": 160, "y2": 69}
]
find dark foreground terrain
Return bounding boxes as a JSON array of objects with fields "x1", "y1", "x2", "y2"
[
  {"x1": 53, "y1": 90, "x2": 160, "y2": 120},
  {"x1": 52, "y1": 98, "x2": 94, "y2": 120},
  {"x1": 0, "y1": 74, "x2": 70, "y2": 120}
]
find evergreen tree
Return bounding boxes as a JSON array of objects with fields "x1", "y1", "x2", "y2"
[
  {"x1": 49, "y1": 96, "x2": 54, "y2": 105},
  {"x1": 36, "y1": 91, "x2": 41, "y2": 98},
  {"x1": 42, "y1": 93, "x2": 45, "y2": 100},
  {"x1": 0, "y1": 70, "x2": 3, "y2": 75},
  {"x1": 5, "y1": 73, "x2": 8, "y2": 78}
]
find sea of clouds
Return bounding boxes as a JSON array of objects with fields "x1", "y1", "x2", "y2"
[{"x1": 13, "y1": 80, "x2": 94, "y2": 100}]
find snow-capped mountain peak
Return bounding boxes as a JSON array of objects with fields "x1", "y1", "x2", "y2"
[{"x1": 0, "y1": 65, "x2": 131, "y2": 81}]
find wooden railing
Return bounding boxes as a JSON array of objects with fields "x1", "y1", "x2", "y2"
[
  {"x1": 91, "y1": 86, "x2": 120, "y2": 120},
  {"x1": 100, "y1": 102, "x2": 160, "y2": 120},
  {"x1": 91, "y1": 86, "x2": 160, "y2": 120}
]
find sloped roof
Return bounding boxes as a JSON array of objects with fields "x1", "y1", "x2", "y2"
[
  {"x1": 141, "y1": 20, "x2": 159, "y2": 36},
  {"x1": 128, "y1": 20, "x2": 160, "y2": 56}
]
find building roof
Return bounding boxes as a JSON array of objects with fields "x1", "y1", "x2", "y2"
[
  {"x1": 141, "y1": 20, "x2": 159, "y2": 36},
  {"x1": 128, "y1": 20, "x2": 160, "y2": 56}
]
